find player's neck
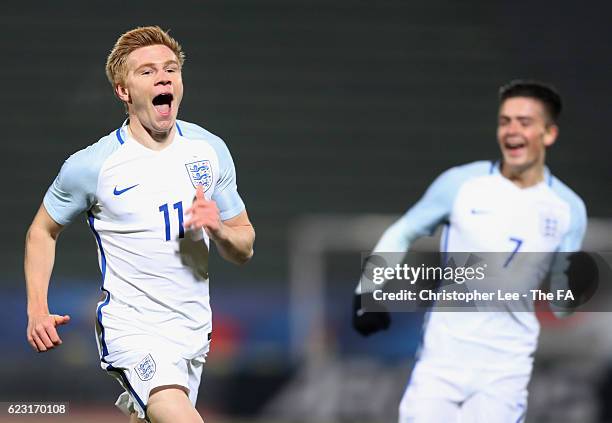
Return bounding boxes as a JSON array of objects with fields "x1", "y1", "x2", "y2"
[
  {"x1": 127, "y1": 119, "x2": 176, "y2": 151},
  {"x1": 500, "y1": 161, "x2": 545, "y2": 189}
]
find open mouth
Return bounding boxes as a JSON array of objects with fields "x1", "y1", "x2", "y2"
[
  {"x1": 152, "y1": 93, "x2": 173, "y2": 116},
  {"x1": 504, "y1": 139, "x2": 526, "y2": 153},
  {"x1": 505, "y1": 142, "x2": 525, "y2": 150}
]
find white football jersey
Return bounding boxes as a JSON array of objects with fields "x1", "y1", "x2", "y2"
[
  {"x1": 372, "y1": 161, "x2": 586, "y2": 370},
  {"x1": 44, "y1": 120, "x2": 245, "y2": 359}
]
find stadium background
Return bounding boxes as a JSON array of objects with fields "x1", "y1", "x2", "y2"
[{"x1": 1, "y1": 1, "x2": 611, "y2": 422}]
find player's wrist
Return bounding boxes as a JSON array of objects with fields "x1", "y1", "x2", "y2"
[
  {"x1": 27, "y1": 301, "x2": 50, "y2": 317},
  {"x1": 27, "y1": 310, "x2": 50, "y2": 319}
]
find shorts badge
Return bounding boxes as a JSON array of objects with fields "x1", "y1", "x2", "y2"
[{"x1": 135, "y1": 354, "x2": 156, "y2": 381}]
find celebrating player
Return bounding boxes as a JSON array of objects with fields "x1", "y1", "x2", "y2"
[
  {"x1": 24, "y1": 26, "x2": 255, "y2": 423},
  {"x1": 353, "y1": 80, "x2": 587, "y2": 422}
]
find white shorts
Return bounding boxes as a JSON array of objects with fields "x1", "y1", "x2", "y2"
[
  {"x1": 96, "y1": 324, "x2": 211, "y2": 420},
  {"x1": 398, "y1": 360, "x2": 529, "y2": 423}
]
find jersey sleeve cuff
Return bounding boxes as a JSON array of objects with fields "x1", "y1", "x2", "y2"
[
  {"x1": 220, "y1": 204, "x2": 245, "y2": 221},
  {"x1": 42, "y1": 195, "x2": 71, "y2": 226}
]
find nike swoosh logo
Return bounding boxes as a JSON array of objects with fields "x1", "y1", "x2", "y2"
[{"x1": 113, "y1": 184, "x2": 139, "y2": 195}]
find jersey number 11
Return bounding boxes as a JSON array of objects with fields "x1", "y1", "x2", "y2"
[{"x1": 159, "y1": 201, "x2": 184, "y2": 241}]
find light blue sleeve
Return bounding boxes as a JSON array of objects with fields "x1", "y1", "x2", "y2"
[
  {"x1": 43, "y1": 134, "x2": 119, "y2": 226},
  {"x1": 557, "y1": 189, "x2": 588, "y2": 253},
  {"x1": 372, "y1": 161, "x2": 491, "y2": 252},
  {"x1": 178, "y1": 120, "x2": 246, "y2": 220},
  {"x1": 548, "y1": 178, "x2": 588, "y2": 316},
  {"x1": 549, "y1": 177, "x2": 588, "y2": 254},
  {"x1": 356, "y1": 161, "x2": 491, "y2": 294}
]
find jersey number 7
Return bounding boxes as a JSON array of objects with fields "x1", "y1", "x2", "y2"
[{"x1": 504, "y1": 237, "x2": 523, "y2": 268}]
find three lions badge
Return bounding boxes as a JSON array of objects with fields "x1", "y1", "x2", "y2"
[
  {"x1": 185, "y1": 160, "x2": 213, "y2": 191},
  {"x1": 135, "y1": 354, "x2": 156, "y2": 381}
]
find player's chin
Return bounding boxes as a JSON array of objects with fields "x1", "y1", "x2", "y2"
[
  {"x1": 501, "y1": 151, "x2": 528, "y2": 167},
  {"x1": 151, "y1": 115, "x2": 176, "y2": 132}
]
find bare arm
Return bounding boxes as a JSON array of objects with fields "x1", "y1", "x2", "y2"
[
  {"x1": 24, "y1": 205, "x2": 70, "y2": 352},
  {"x1": 184, "y1": 185, "x2": 255, "y2": 265},
  {"x1": 210, "y1": 211, "x2": 255, "y2": 265}
]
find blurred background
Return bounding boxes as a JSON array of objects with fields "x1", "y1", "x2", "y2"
[{"x1": 1, "y1": 1, "x2": 611, "y2": 422}]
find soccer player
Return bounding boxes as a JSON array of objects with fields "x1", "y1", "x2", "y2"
[
  {"x1": 353, "y1": 80, "x2": 587, "y2": 422},
  {"x1": 24, "y1": 26, "x2": 255, "y2": 423}
]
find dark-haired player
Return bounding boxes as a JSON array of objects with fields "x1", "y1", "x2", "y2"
[{"x1": 353, "y1": 80, "x2": 586, "y2": 422}]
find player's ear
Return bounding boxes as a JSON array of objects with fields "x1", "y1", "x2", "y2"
[
  {"x1": 115, "y1": 83, "x2": 130, "y2": 103},
  {"x1": 544, "y1": 123, "x2": 558, "y2": 147}
]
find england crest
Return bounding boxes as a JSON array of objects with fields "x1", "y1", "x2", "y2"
[
  {"x1": 539, "y1": 213, "x2": 559, "y2": 238},
  {"x1": 185, "y1": 160, "x2": 213, "y2": 191},
  {"x1": 135, "y1": 354, "x2": 156, "y2": 381}
]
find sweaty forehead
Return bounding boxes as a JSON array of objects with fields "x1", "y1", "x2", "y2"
[{"x1": 126, "y1": 45, "x2": 178, "y2": 70}]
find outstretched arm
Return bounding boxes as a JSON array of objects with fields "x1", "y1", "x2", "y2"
[
  {"x1": 24, "y1": 205, "x2": 71, "y2": 352},
  {"x1": 185, "y1": 185, "x2": 255, "y2": 265},
  {"x1": 352, "y1": 164, "x2": 483, "y2": 337},
  {"x1": 355, "y1": 166, "x2": 466, "y2": 295}
]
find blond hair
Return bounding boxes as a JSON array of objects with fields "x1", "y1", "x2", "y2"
[{"x1": 105, "y1": 26, "x2": 185, "y2": 88}]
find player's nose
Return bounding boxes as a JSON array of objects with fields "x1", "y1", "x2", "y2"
[{"x1": 504, "y1": 120, "x2": 521, "y2": 134}]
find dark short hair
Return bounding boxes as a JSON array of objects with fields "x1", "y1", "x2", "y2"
[{"x1": 499, "y1": 80, "x2": 562, "y2": 124}]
